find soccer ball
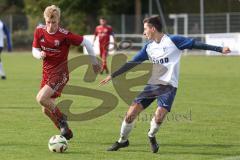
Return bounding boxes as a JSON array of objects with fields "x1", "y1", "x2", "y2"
[{"x1": 48, "y1": 135, "x2": 68, "y2": 153}]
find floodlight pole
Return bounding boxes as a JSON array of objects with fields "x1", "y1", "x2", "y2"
[
  {"x1": 149, "y1": 0, "x2": 152, "y2": 16},
  {"x1": 200, "y1": 0, "x2": 204, "y2": 41},
  {"x1": 155, "y1": 0, "x2": 168, "y2": 33}
]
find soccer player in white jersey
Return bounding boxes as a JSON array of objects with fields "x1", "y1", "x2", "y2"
[
  {"x1": 100, "y1": 16, "x2": 231, "y2": 153},
  {"x1": 0, "y1": 19, "x2": 12, "y2": 80}
]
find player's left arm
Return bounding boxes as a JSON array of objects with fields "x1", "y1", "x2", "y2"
[
  {"x1": 3, "y1": 23, "x2": 12, "y2": 52},
  {"x1": 110, "y1": 27, "x2": 116, "y2": 44},
  {"x1": 67, "y1": 32, "x2": 100, "y2": 72},
  {"x1": 170, "y1": 35, "x2": 231, "y2": 54},
  {"x1": 81, "y1": 37, "x2": 101, "y2": 73},
  {"x1": 192, "y1": 41, "x2": 231, "y2": 54},
  {"x1": 92, "y1": 27, "x2": 98, "y2": 44}
]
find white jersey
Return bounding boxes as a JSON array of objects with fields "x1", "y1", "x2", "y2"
[
  {"x1": 0, "y1": 20, "x2": 5, "y2": 47},
  {"x1": 131, "y1": 34, "x2": 195, "y2": 88},
  {"x1": 0, "y1": 20, "x2": 11, "y2": 49}
]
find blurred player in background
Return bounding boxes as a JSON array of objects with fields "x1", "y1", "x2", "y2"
[
  {"x1": 0, "y1": 19, "x2": 12, "y2": 80},
  {"x1": 32, "y1": 5, "x2": 100, "y2": 140},
  {"x1": 93, "y1": 17, "x2": 115, "y2": 74},
  {"x1": 100, "y1": 16, "x2": 231, "y2": 153}
]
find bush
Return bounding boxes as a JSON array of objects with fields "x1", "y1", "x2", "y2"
[{"x1": 12, "y1": 30, "x2": 33, "y2": 50}]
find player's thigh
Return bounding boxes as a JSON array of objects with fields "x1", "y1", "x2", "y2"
[
  {"x1": 37, "y1": 85, "x2": 55, "y2": 101},
  {"x1": 154, "y1": 107, "x2": 168, "y2": 124}
]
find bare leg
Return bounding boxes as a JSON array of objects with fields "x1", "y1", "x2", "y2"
[
  {"x1": 36, "y1": 85, "x2": 73, "y2": 139},
  {"x1": 36, "y1": 85, "x2": 56, "y2": 111},
  {"x1": 41, "y1": 98, "x2": 60, "y2": 129}
]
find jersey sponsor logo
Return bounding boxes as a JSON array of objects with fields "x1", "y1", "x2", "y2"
[
  {"x1": 152, "y1": 57, "x2": 169, "y2": 64},
  {"x1": 103, "y1": 28, "x2": 108, "y2": 32},
  {"x1": 41, "y1": 46, "x2": 61, "y2": 52},
  {"x1": 40, "y1": 37, "x2": 45, "y2": 42},
  {"x1": 54, "y1": 40, "x2": 60, "y2": 47}
]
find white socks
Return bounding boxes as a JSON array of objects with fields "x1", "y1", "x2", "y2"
[
  {"x1": 117, "y1": 117, "x2": 161, "y2": 143},
  {"x1": 148, "y1": 117, "x2": 160, "y2": 137},
  {"x1": 0, "y1": 62, "x2": 6, "y2": 76},
  {"x1": 118, "y1": 120, "x2": 134, "y2": 143}
]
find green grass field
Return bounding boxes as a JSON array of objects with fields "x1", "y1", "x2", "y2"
[{"x1": 0, "y1": 52, "x2": 240, "y2": 160}]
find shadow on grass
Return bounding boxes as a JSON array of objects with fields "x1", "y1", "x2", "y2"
[
  {"x1": 161, "y1": 143, "x2": 240, "y2": 148},
  {"x1": 61, "y1": 140, "x2": 240, "y2": 156}
]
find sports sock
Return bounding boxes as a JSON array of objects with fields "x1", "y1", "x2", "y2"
[
  {"x1": 148, "y1": 117, "x2": 160, "y2": 137},
  {"x1": 52, "y1": 107, "x2": 63, "y2": 121},
  {"x1": 43, "y1": 107, "x2": 60, "y2": 129},
  {"x1": 118, "y1": 120, "x2": 134, "y2": 143},
  {"x1": 0, "y1": 62, "x2": 6, "y2": 76}
]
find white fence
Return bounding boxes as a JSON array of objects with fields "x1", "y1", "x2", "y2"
[{"x1": 84, "y1": 33, "x2": 240, "y2": 56}]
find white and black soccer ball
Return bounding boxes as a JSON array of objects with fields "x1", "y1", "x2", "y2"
[{"x1": 48, "y1": 135, "x2": 68, "y2": 153}]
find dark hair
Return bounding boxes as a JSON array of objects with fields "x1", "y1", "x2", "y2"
[
  {"x1": 143, "y1": 16, "x2": 162, "y2": 32},
  {"x1": 99, "y1": 17, "x2": 106, "y2": 20}
]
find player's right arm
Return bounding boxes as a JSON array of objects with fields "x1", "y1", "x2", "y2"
[
  {"x1": 32, "y1": 47, "x2": 46, "y2": 59},
  {"x1": 32, "y1": 28, "x2": 46, "y2": 60},
  {"x1": 100, "y1": 43, "x2": 149, "y2": 85}
]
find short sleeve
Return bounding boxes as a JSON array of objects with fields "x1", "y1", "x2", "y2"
[
  {"x1": 32, "y1": 28, "x2": 40, "y2": 48},
  {"x1": 67, "y1": 32, "x2": 84, "y2": 46},
  {"x1": 109, "y1": 26, "x2": 114, "y2": 35},
  {"x1": 169, "y1": 35, "x2": 195, "y2": 50}
]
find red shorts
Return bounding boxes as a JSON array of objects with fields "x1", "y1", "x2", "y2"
[{"x1": 40, "y1": 72, "x2": 69, "y2": 98}]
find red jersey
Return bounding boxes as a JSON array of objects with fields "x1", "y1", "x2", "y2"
[
  {"x1": 94, "y1": 25, "x2": 113, "y2": 44},
  {"x1": 32, "y1": 25, "x2": 83, "y2": 76}
]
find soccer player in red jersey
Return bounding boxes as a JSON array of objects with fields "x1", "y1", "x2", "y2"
[
  {"x1": 32, "y1": 5, "x2": 101, "y2": 140},
  {"x1": 93, "y1": 17, "x2": 115, "y2": 74}
]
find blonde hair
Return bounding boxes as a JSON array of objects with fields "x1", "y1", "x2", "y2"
[{"x1": 43, "y1": 5, "x2": 61, "y2": 21}]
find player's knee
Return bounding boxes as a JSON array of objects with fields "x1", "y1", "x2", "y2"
[
  {"x1": 125, "y1": 114, "x2": 136, "y2": 123},
  {"x1": 36, "y1": 94, "x2": 46, "y2": 106},
  {"x1": 36, "y1": 94, "x2": 41, "y2": 104},
  {"x1": 41, "y1": 107, "x2": 47, "y2": 114},
  {"x1": 154, "y1": 113, "x2": 167, "y2": 124},
  {"x1": 154, "y1": 116, "x2": 163, "y2": 125}
]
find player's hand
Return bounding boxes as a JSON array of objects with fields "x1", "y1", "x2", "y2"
[
  {"x1": 99, "y1": 75, "x2": 112, "y2": 86},
  {"x1": 222, "y1": 47, "x2": 231, "y2": 54},
  {"x1": 92, "y1": 63, "x2": 101, "y2": 74},
  {"x1": 41, "y1": 51, "x2": 46, "y2": 59}
]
